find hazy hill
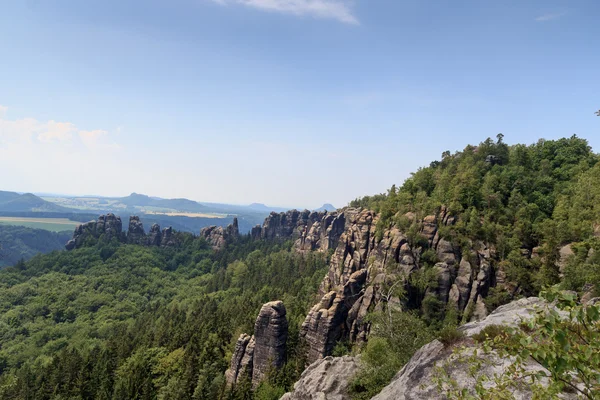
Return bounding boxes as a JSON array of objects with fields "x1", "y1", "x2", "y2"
[
  {"x1": 0, "y1": 192, "x2": 73, "y2": 213},
  {"x1": 314, "y1": 203, "x2": 336, "y2": 212}
]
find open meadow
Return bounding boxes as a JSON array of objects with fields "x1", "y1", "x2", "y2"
[{"x1": 0, "y1": 217, "x2": 80, "y2": 232}]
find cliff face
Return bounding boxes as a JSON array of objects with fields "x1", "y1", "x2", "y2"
[
  {"x1": 251, "y1": 210, "x2": 346, "y2": 253},
  {"x1": 249, "y1": 207, "x2": 502, "y2": 365}
]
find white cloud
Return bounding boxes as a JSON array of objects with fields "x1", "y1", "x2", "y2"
[
  {"x1": 0, "y1": 105, "x2": 7, "y2": 118},
  {"x1": 535, "y1": 12, "x2": 565, "y2": 22},
  {"x1": 212, "y1": 0, "x2": 359, "y2": 24},
  {"x1": 38, "y1": 121, "x2": 77, "y2": 142},
  {"x1": 0, "y1": 110, "x2": 120, "y2": 150}
]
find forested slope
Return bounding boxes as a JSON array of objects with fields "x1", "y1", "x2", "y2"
[
  {"x1": 0, "y1": 226, "x2": 71, "y2": 267},
  {"x1": 0, "y1": 237, "x2": 328, "y2": 399}
]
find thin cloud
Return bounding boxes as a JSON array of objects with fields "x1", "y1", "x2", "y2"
[
  {"x1": 535, "y1": 12, "x2": 566, "y2": 22},
  {"x1": 212, "y1": 0, "x2": 359, "y2": 25},
  {"x1": 0, "y1": 108, "x2": 120, "y2": 150},
  {"x1": 38, "y1": 121, "x2": 77, "y2": 143},
  {"x1": 0, "y1": 105, "x2": 7, "y2": 118}
]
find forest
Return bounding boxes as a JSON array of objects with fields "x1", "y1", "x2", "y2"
[{"x1": 0, "y1": 226, "x2": 71, "y2": 267}]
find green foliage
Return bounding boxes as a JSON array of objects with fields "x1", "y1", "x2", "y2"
[
  {"x1": 349, "y1": 311, "x2": 435, "y2": 400},
  {"x1": 0, "y1": 225, "x2": 71, "y2": 267},
  {"x1": 351, "y1": 136, "x2": 600, "y2": 297},
  {"x1": 0, "y1": 236, "x2": 328, "y2": 399},
  {"x1": 438, "y1": 325, "x2": 465, "y2": 348}
]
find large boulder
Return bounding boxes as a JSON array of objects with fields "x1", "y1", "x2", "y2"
[{"x1": 371, "y1": 297, "x2": 575, "y2": 400}]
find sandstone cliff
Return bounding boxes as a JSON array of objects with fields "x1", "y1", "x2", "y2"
[{"x1": 248, "y1": 207, "x2": 505, "y2": 365}]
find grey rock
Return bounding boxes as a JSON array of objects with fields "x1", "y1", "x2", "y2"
[
  {"x1": 225, "y1": 301, "x2": 288, "y2": 388},
  {"x1": 147, "y1": 223, "x2": 162, "y2": 246},
  {"x1": 280, "y1": 356, "x2": 360, "y2": 400},
  {"x1": 372, "y1": 297, "x2": 575, "y2": 400},
  {"x1": 252, "y1": 301, "x2": 288, "y2": 385},
  {"x1": 200, "y1": 217, "x2": 240, "y2": 250}
]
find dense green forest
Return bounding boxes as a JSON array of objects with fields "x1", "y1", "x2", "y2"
[
  {"x1": 0, "y1": 236, "x2": 328, "y2": 399},
  {"x1": 351, "y1": 135, "x2": 600, "y2": 296},
  {"x1": 0, "y1": 226, "x2": 71, "y2": 267}
]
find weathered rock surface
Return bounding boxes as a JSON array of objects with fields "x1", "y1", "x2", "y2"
[
  {"x1": 200, "y1": 217, "x2": 239, "y2": 250},
  {"x1": 297, "y1": 207, "x2": 498, "y2": 364},
  {"x1": 280, "y1": 356, "x2": 360, "y2": 400},
  {"x1": 225, "y1": 334, "x2": 254, "y2": 387},
  {"x1": 225, "y1": 301, "x2": 289, "y2": 388},
  {"x1": 252, "y1": 301, "x2": 288, "y2": 384},
  {"x1": 371, "y1": 297, "x2": 574, "y2": 400},
  {"x1": 252, "y1": 210, "x2": 345, "y2": 253},
  {"x1": 147, "y1": 223, "x2": 162, "y2": 246}
]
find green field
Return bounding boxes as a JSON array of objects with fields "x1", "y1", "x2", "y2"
[{"x1": 0, "y1": 217, "x2": 80, "y2": 232}]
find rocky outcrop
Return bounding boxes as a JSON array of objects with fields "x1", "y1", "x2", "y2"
[
  {"x1": 225, "y1": 334, "x2": 255, "y2": 387},
  {"x1": 226, "y1": 301, "x2": 288, "y2": 388},
  {"x1": 66, "y1": 213, "x2": 125, "y2": 250},
  {"x1": 65, "y1": 214, "x2": 182, "y2": 250},
  {"x1": 371, "y1": 297, "x2": 574, "y2": 400},
  {"x1": 252, "y1": 210, "x2": 345, "y2": 253},
  {"x1": 252, "y1": 301, "x2": 288, "y2": 384},
  {"x1": 200, "y1": 217, "x2": 239, "y2": 250},
  {"x1": 280, "y1": 356, "x2": 360, "y2": 400},
  {"x1": 147, "y1": 223, "x2": 162, "y2": 246},
  {"x1": 296, "y1": 206, "x2": 500, "y2": 364}
]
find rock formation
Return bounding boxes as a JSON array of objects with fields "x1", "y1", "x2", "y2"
[
  {"x1": 244, "y1": 207, "x2": 502, "y2": 365},
  {"x1": 66, "y1": 213, "x2": 125, "y2": 250},
  {"x1": 280, "y1": 356, "x2": 359, "y2": 400},
  {"x1": 200, "y1": 217, "x2": 239, "y2": 250},
  {"x1": 226, "y1": 301, "x2": 288, "y2": 388},
  {"x1": 65, "y1": 214, "x2": 182, "y2": 250},
  {"x1": 251, "y1": 210, "x2": 346, "y2": 253},
  {"x1": 127, "y1": 216, "x2": 145, "y2": 244}
]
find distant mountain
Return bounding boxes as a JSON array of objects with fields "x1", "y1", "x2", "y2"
[
  {"x1": 0, "y1": 192, "x2": 73, "y2": 213},
  {"x1": 314, "y1": 203, "x2": 336, "y2": 212},
  {"x1": 118, "y1": 193, "x2": 207, "y2": 213},
  {"x1": 0, "y1": 191, "x2": 21, "y2": 204}
]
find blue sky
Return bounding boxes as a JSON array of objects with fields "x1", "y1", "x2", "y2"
[{"x1": 0, "y1": 0, "x2": 598, "y2": 208}]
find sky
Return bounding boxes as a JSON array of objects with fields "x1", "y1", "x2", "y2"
[{"x1": 0, "y1": 0, "x2": 598, "y2": 209}]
